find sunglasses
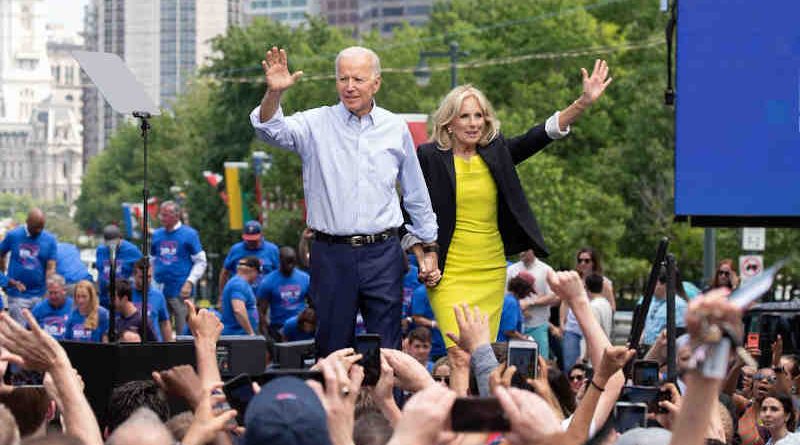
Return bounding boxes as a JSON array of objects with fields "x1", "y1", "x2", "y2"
[
  {"x1": 753, "y1": 373, "x2": 777, "y2": 383},
  {"x1": 718, "y1": 270, "x2": 730, "y2": 277},
  {"x1": 577, "y1": 258, "x2": 592, "y2": 264},
  {"x1": 569, "y1": 374, "x2": 586, "y2": 382},
  {"x1": 434, "y1": 375, "x2": 450, "y2": 385}
]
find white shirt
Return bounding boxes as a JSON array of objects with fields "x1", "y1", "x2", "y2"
[
  {"x1": 589, "y1": 296, "x2": 613, "y2": 339},
  {"x1": 506, "y1": 258, "x2": 554, "y2": 328}
]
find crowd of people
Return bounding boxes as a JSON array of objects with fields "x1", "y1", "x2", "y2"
[{"x1": 0, "y1": 43, "x2": 797, "y2": 445}]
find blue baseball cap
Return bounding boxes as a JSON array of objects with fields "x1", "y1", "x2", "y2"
[
  {"x1": 242, "y1": 220, "x2": 262, "y2": 241},
  {"x1": 244, "y1": 377, "x2": 331, "y2": 445}
]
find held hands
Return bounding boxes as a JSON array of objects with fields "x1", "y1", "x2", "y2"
[
  {"x1": 579, "y1": 59, "x2": 613, "y2": 106},
  {"x1": 262, "y1": 47, "x2": 304, "y2": 93}
]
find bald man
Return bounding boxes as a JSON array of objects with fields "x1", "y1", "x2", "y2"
[{"x1": 0, "y1": 208, "x2": 58, "y2": 324}]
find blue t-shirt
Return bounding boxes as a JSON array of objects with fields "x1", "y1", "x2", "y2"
[
  {"x1": 221, "y1": 275, "x2": 259, "y2": 335},
  {"x1": 56, "y1": 242, "x2": 93, "y2": 284},
  {"x1": 132, "y1": 286, "x2": 170, "y2": 341},
  {"x1": 256, "y1": 269, "x2": 310, "y2": 327},
  {"x1": 496, "y1": 294, "x2": 523, "y2": 342},
  {"x1": 223, "y1": 239, "x2": 279, "y2": 290},
  {"x1": 641, "y1": 296, "x2": 688, "y2": 345},
  {"x1": 410, "y1": 286, "x2": 446, "y2": 358},
  {"x1": 96, "y1": 240, "x2": 143, "y2": 306},
  {"x1": 150, "y1": 224, "x2": 203, "y2": 298},
  {"x1": 0, "y1": 272, "x2": 8, "y2": 309},
  {"x1": 0, "y1": 226, "x2": 58, "y2": 298},
  {"x1": 64, "y1": 307, "x2": 109, "y2": 342},
  {"x1": 281, "y1": 314, "x2": 315, "y2": 342},
  {"x1": 402, "y1": 265, "x2": 421, "y2": 320},
  {"x1": 31, "y1": 297, "x2": 74, "y2": 340}
]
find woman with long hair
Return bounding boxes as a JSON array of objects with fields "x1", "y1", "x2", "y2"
[{"x1": 64, "y1": 280, "x2": 109, "y2": 342}]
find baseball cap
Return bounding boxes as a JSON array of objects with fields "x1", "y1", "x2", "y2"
[
  {"x1": 242, "y1": 220, "x2": 262, "y2": 241},
  {"x1": 244, "y1": 376, "x2": 331, "y2": 445},
  {"x1": 615, "y1": 427, "x2": 672, "y2": 445}
]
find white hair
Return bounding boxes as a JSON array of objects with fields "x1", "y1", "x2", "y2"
[
  {"x1": 46, "y1": 273, "x2": 66, "y2": 288},
  {"x1": 107, "y1": 408, "x2": 173, "y2": 445},
  {"x1": 335, "y1": 46, "x2": 381, "y2": 77}
]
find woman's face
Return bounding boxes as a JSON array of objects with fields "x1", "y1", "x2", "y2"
[
  {"x1": 568, "y1": 368, "x2": 587, "y2": 394},
  {"x1": 75, "y1": 289, "x2": 91, "y2": 313},
  {"x1": 759, "y1": 397, "x2": 788, "y2": 431},
  {"x1": 433, "y1": 364, "x2": 451, "y2": 386},
  {"x1": 449, "y1": 96, "x2": 485, "y2": 151},
  {"x1": 576, "y1": 252, "x2": 594, "y2": 276},
  {"x1": 717, "y1": 264, "x2": 734, "y2": 286}
]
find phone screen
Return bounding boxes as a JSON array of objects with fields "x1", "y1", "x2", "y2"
[
  {"x1": 223, "y1": 374, "x2": 255, "y2": 425},
  {"x1": 614, "y1": 403, "x2": 647, "y2": 433},
  {"x1": 621, "y1": 385, "x2": 662, "y2": 413},
  {"x1": 3, "y1": 363, "x2": 45, "y2": 387},
  {"x1": 355, "y1": 334, "x2": 381, "y2": 386},
  {"x1": 633, "y1": 361, "x2": 660, "y2": 387},
  {"x1": 451, "y1": 397, "x2": 511, "y2": 432},
  {"x1": 508, "y1": 341, "x2": 538, "y2": 380}
]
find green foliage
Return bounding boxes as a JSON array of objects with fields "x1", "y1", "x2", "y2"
[{"x1": 0, "y1": 194, "x2": 81, "y2": 242}]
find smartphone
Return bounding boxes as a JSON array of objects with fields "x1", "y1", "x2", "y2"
[
  {"x1": 223, "y1": 373, "x2": 255, "y2": 426},
  {"x1": 620, "y1": 385, "x2": 662, "y2": 413},
  {"x1": 3, "y1": 363, "x2": 45, "y2": 387},
  {"x1": 746, "y1": 332, "x2": 760, "y2": 349},
  {"x1": 632, "y1": 360, "x2": 660, "y2": 387},
  {"x1": 451, "y1": 397, "x2": 511, "y2": 432},
  {"x1": 355, "y1": 334, "x2": 381, "y2": 386},
  {"x1": 614, "y1": 402, "x2": 647, "y2": 433},
  {"x1": 257, "y1": 369, "x2": 325, "y2": 388},
  {"x1": 507, "y1": 339, "x2": 538, "y2": 384}
]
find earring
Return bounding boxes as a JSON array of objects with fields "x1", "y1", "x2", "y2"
[{"x1": 447, "y1": 127, "x2": 453, "y2": 134}]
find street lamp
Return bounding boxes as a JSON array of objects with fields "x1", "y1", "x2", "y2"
[{"x1": 414, "y1": 41, "x2": 469, "y2": 89}]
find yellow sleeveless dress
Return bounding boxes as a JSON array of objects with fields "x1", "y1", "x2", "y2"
[{"x1": 429, "y1": 155, "x2": 508, "y2": 348}]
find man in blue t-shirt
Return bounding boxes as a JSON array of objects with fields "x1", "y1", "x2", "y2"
[
  {"x1": 410, "y1": 286, "x2": 446, "y2": 360},
  {"x1": 96, "y1": 225, "x2": 143, "y2": 309},
  {"x1": 56, "y1": 242, "x2": 93, "y2": 286},
  {"x1": 220, "y1": 220, "x2": 279, "y2": 296},
  {"x1": 31, "y1": 274, "x2": 73, "y2": 340},
  {"x1": 256, "y1": 247, "x2": 310, "y2": 339},
  {"x1": 497, "y1": 293, "x2": 525, "y2": 342},
  {"x1": 150, "y1": 201, "x2": 207, "y2": 336},
  {"x1": 132, "y1": 258, "x2": 174, "y2": 342},
  {"x1": 280, "y1": 306, "x2": 316, "y2": 342},
  {"x1": 0, "y1": 209, "x2": 58, "y2": 324},
  {"x1": 401, "y1": 253, "x2": 421, "y2": 334},
  {"x1": 221, "y1": 257, "x2": 260, "y2": 335}
]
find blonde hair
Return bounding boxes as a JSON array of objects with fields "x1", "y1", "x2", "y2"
[
  {"x1": 74, "y1": 280, "x2": 100, "y2": 330},
  {"x1": 431, "y1": 84, "x2": 500, "y2": 149}
]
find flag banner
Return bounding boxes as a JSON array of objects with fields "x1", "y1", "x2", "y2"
[{"x1": 122, "y1": 202, "x2": 144, "y2": 239}]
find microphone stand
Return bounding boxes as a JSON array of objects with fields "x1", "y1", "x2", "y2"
[
  {"x1": 107, "y1": 241, "x2": 119, "y2": 342},
  {"x1": 133, "y1": 111, "x2": 151, "y2": 343}
]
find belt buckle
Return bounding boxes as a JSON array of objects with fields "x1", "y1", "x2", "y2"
[{"x1": 350, "y1": 235, "x2": 366, "y2": 247}]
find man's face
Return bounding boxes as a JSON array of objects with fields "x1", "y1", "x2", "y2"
[
  {"x1": 158, "y1": 205, "x2": 179, "y2": 229},
  {"x1": 112, "y1": 294, "x2": 125, "y2": 312},
  {"x1": 520, "y1": 250, "x2": 535, "y2": 266},
  {"x1": 754, "y1": 368, "x2": 777, "y2": 400},
  {"x1": 46, "y1": 283, "x2": 66, "y2": 307},
  {"x1": 244, "y1": 238, "x2": 261, "y2": 250},
  {"x1": 408, "y1": 340, "x2": 431, "y2": 364},
  {"x1": 336, "y1": 54, "x2": 381, "y2": 117},
  {"x1": 134, "y1": 267, "x2": 151, "y2": 289},
  {"x1": 27, "y1": 216, "x2": 45, "y2": 237},
  {"x1": 280, "y1": 253, "x2": 296, "y2": 275},
  {"x1": 242, "y1": 266, "x2": 259, "y2": 284}
]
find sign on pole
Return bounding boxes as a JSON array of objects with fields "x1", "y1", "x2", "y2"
[
  {"x1": 739, "y1": 254, "x2": 764, "y2": 284},
  {"x1": 742, "y1": 227, "x2": 766, "y2": 251}
]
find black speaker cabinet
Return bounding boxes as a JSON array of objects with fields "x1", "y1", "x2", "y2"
[{"x1": 175, "y1": 335, "x2": 268, "y2": 378}]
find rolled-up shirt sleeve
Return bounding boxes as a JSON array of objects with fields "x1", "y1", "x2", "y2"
[
  {"x1": 545, "y1": 111, "x2": 570, "y2": 140},
  {"x1": 249, "y1": 105, "x2": 310, "y2": 157},
  {"x1": 398, "y1": 128, "x2": 438, "y2": 243}
]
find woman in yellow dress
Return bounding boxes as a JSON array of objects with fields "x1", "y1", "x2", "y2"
[{"x1": 410, "y1": 60, "x2": 612, "y2": 361}]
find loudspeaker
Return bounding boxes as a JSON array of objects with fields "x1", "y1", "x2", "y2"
[
  {"x1": 61, "y1": 341, "x2": 195, "y2": 428},
  {"x1": 273, "y1": 339, "x2": 316, "y2": 369},
  {"x1": 175, "y1": 335, "x2": 269, "y2": 378}
]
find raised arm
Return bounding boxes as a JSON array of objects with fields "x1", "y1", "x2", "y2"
[
  {"x1": 557, "y1": 59, "x2": 612, "y2": 131},
  {"x1": 258, "y1": 47, "x2": 303, "y2": 123}
]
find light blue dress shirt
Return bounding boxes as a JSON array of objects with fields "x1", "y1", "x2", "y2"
[
  {"x1": 250, "y1": 102, "x2": 438, "y2": 242},
  {"x1": 641, "y1": 295, "x2": 688, "y2": 345}
]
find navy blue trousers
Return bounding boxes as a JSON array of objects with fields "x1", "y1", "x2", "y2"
[{"x1": 310, "y1": 237, "x2": 404, "y2": 357}]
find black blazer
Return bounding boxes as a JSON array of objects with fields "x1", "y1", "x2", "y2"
[{"x1": 415, "y1": 123, "x2": 555, "y2": 273}]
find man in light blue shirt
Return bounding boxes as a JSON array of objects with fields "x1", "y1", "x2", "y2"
[
  {"x1": 641, "y1": 274, "x2": 688, "y2": 345},
  {"x1": 250, "y1": 46, "x2": 439, "y2": 355}
]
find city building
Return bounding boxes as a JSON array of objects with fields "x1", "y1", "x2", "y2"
[
  {"x1": 244, "y1": 0, "x2": 320, "y2": 28},
  {"x1": 319, "y1": 0, "x2": 358, "y2": 32},
  {"x1": 82, "y1": 0, "x2": 243, "y2": 165},
  {"x1": 0, "y1": 0, "x2": 83, "y2": 204},
  {"x1": 357, "y1": 0, "x2": 432, "y2": 36}
]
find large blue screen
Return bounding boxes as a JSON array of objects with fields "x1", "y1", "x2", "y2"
[{"x1": 675, "y1": 0, "x2": 800, "y2": 218}]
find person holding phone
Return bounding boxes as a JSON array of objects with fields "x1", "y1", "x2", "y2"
[{"x1": 412, "y1": 63, "x2": 611, "y2": 367}]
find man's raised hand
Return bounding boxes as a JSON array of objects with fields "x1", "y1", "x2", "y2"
[{"x1": 262, "y1": 47, "x2": 303, "y2": 93}]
